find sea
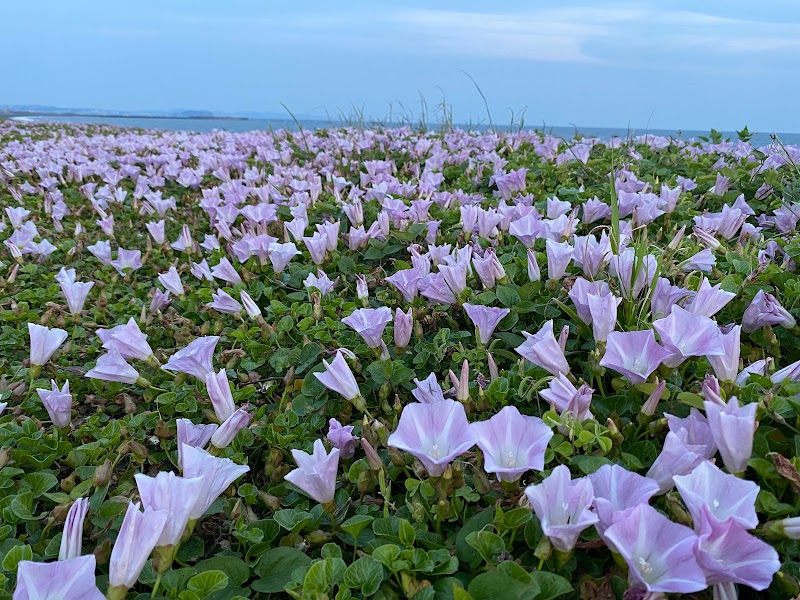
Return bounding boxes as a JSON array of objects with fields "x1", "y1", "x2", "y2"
[{"x1": 10, "y1": 115, "x2": 800, "y2": 148}]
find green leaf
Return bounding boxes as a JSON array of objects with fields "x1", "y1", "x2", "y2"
[
  {"x1": 2, "y1": 544, "x2": 32, "y2": 572},
  {"x1": 456, "y1": 508, "x2": 494, "y2": 564},
  {"x1": 303, "y1": 559, "x2": 330, "y2": 595},
  {"x1": 467, "y1": 571, "x2": 539, "y2": 600},
  {"x1": 187, "y1": 570, "x2": 228, "y2": 599},
  {"x1": 529, "y1": 571, "x2": 573, "y2": 600},
  {"x1": 253, "y1": 547, "x2": 312, "y2": 593},
  {"x1": 21, "y1": 472, "x2": 58, "y2": 497},
  {"x1": 398, "y1": 519, "x2": 416, "y2": 547},
  {"x1": 343, "y1": 557, "x2": 384, "y2": 596},
  {"x1": 341, "y1": 514, "x2": 374, "y2": 540},
  {"x1": 496, "y1": 285, "x2": 520, "y2": 307},
  {"x1": 273, "y1": 509, "x2": 314, "y2": 533},
  {"x1": 465, "y1": 530, "x2": 505, "y2": 564},
  {"x1": 192, "y1": 557, "x2": 250, "y2": 587}
]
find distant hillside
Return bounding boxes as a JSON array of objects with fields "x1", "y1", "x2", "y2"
[{"x1": 0, "y1": 104, "x2": 323, "y2": 121}]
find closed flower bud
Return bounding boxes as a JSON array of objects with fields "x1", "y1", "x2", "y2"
[{"x1": 93, "y1": 459, "x2": 114, "y2": 487}]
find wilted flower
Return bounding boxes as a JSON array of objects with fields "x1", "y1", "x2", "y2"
[
  {"x1": 742, "y1": 290, "x2": 796, "y2": 332},
  {"x1": 705, "y1": 396, "x2": 756, "y2": 475},
  {"x1": 527, "y1": 248, "x2": 541, "y2": 281},
  {"x1": 304, "y1": 269, "x2": 336, "y2": 295},
  {"x1": 680, "y1": 248, "x2": 716, "y2": 272},
  {"x1": 206, "y1": 289, "x2": 242, "y2": 314},
  {"x1": 471, "y1": 406, "x2": 553, "y2": 482},
  {"x1": 524, "y1": 465, "x2": 598, "y2": 552},
  {"x1": 603, "y1": 503, "x2": 706, "y2": 594},
  {"x1": 545, "y1": 238, "x2": 573, "y2": 280},
  {"x1": 515, "y1": 320, "x2": 570, "y2": 376},
  {"x1": 387, "y1": 399, "x2": 477, "y2": 477},
  {"x1": 285, "y1": 439, "x2": 340, "y2": 504},
  {"x1": 240, "y1": 290, "x2": 262, "y2": 319},
  {"x1": 540, "y1": 374, "x2": 593, "y2": 420},
  {"x1": 327, "y1": 418, "x2": 358, "y2": 459},
  {"x1": 37, "y1": 380, "x2": 72, "y2": 428},
  {"x1": 462, "y1": 303, "x2": 510, "y2": 344},
  {"x1": 176, "y1": 418, "x2": 218, "y2": 470}
]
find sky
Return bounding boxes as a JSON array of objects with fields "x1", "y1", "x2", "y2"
[{"x1": 2, "y1": 1, "x2": 800, "y2": 132}]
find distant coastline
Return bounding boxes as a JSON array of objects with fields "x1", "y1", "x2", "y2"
[{"x1": 1, "y1": 110, "x2": 249, "y2": 121}]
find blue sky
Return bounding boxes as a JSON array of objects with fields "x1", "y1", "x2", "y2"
[{"x1": 2, "y1": 1, "x2": 800, "y2": 131}]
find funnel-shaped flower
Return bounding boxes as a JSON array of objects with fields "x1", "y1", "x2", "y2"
[
  {"x1": 29, "y1": 323, "x2": 68, "y2": 366},
  {"x1": 463, "y1": 303, "x2": 509, "y2": 344},
  {"x1": 181, "y1": 445, "x2": 250, "y2": 519},
  {"x1": 673, "y1": 461, "x2": 759, "y2": 529},
  {"x1": 108, "y1": 501, "x2": 169, "y2": 590},
  {"x1": 97, "y1": 318, "x2": 154, "y2": 362},
  {"x1": 516, "y1": 321, "x2": 570, "y2": 376},
  {"x1": 342, "y1": 307, "x2": 392, "y2": 348},
  {"x1": 646, "y1": 430, "x2": 708, "y2": 494},
  {"x1": 158, "y1": 266, "x2": 184, "y2": 296},
  {"x1": 85, "y1": 348, "x2": 140, "y2": 385},
  {"x1": 59, "y1": 497, "x2": 89, "y2": 561},
  {"x1": 705, "y1": 396, "x2": 756, "y2": 475},
  {"x1": 37, "y1": 380, "x2": 72, "y2": 428},
  {"x1": 685, "y1": 278, "x2": 735, "y2": 318},
  {"x1": 411, "y1": 373, "x2": 446, "y2": 404},
  {"x1": 269, "y1": 242, "x2": 300, "y2": 274},
  {"x1": 386, "y1": 268, "x2": 422, "y2": 302},
  {"x1": 695, "y1": 504, "x2": 780, "y2": 591},
  {"x1": 14, "y1": 555, "x2": 104, "y2": 600},
  {"x1": 524, "y1": 465, "x2": 598, "y2": 552},
  {"x1": 210, "y1": 257, "x2": 241, "y2": 284},
  {"x1": 206, "y1": 290, "x2": 242, "y2": 315},
  {"x1": 707, "y1": 325, "x2": 741, "y2": 383},
  {"x1": 285, "y1": 439, "x2": 340, "y2": 504},
  {"x1": 652, "y1": 306, "x2": 725, "y2": 368},
  {"x1": 134, "y1": 471, "x2": 205, "y2": 547},
  {"x1": 588, "y1": 464, "x2": 659, "y2": 540},
  {"x1": 604, "y1": 503, "x2": 706, "y2": 594},
  {"x1": 314, "y1": 351, "x2": 361, "y2": 401},
  {"x1": 57, "y1": 270, "x2": 94, "y2": 315},
  {"x1": 600, "y1": 330, "x2": 671, "y2": 384},
  {"x1": 388, "y1": 399, "x2": 477, "y2": 477},
  {"x1": 162, "y1": 336, "x2": 219, "y2": 381},
  {"x1": 587, "y1": 292, "x2": 621, "y2": 343},
  {"x1": 742, "y1": 290, "x2": 796, "y2": 332},
  {"x1": 471, "y1": 406, "x2": 553, "y2": 482}
]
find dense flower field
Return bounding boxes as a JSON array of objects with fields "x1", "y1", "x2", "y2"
[{"x1": 2, "y1": 120, "x2": 800, "y2": 600}]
